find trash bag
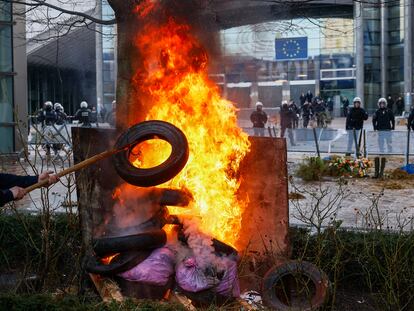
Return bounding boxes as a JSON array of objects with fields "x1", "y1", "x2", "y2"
[
  {"x1": 176, "y1": 256, "x2": 240, "y2": 297},
  {"x1": 215, "y1": 258, "x2": 240, "y2": 298},
  {"x1": 118, "y1": 247, "x2": 175, "y2": 286},
  {"x1": 175, "y1": 257, "x2": 219, "y2": 292}
]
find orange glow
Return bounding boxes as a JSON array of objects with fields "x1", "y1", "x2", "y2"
[
  {"x1": 130, "y1": 139, "x2": 172, "y2": 169},
  {"x1": 129, "y1": 5, "x2": 250, "y2": 248},
  {"x1": 101, "y1": 253, "x2": 119, "y2": 265}
]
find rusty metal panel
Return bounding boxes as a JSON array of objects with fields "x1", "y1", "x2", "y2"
[{"x1": 237, "y1": 137, "x2": 290, "y2": 290}]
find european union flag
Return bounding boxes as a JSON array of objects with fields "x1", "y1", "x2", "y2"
[{"x1": 275, "y1": 37, "x2": 308, "y2": 60}]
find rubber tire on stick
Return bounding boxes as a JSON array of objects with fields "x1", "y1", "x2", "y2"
[
  {"x1": 261, "y1": 260, "x2": 330, "y2": 311},
  {"x1": 112, "y1": 120, "x2": 189, "y2": 187},
  {"x1": 93, "y1": 230, "x2": 167, "y2": 257},
  {"x1": 86, "y1": 250, "x2": 152, "y2": 276}
]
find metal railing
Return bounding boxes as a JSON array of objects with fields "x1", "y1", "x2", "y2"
[{"x1": 245, "y1": 127, "x2": 414, "y2": 159}]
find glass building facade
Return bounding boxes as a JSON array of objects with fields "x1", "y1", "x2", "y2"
[
  {"x1": 0, "y1": 1, "x2": 14, "y2": 152},
  {"x1": 219, "y1": 16, "x2": 355, "y2": 109},
  {"x1": 27, "y1": 0, "x2": 116, "y2": 115},
  {"x1": 218, "y1": 1, "x2": 414, "y2": 114},
  {"x1": 101, "y1": 0, "x2": 116, "y2": 108}
]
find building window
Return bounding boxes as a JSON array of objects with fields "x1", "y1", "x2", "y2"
[
  {"x1": 0, "y1": 1, "x2": 11, "y2": 21},
  {"x1": 0, "y1": 0, "x2": 14, "y2": 153},
  {"x1": 0, "y1": 25, "x2": 12, "y2": 72}
]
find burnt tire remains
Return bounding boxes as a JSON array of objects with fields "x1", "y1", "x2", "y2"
[
  {"x1": 93, "y1": 230, "x2": 167, "y2": 257},
  {"x1": 262, "y1": 260, "x2": 330, "y2": 311},
  {"x1": 113, "y1": 120, "x2": 189, "y2": 187},
  {"x1": 86, "y1": 251, "x2": 152, "y2": 276}
]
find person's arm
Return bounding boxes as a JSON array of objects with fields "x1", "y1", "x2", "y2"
[
  {"x1": 345, "y1": 110, "x2": 351, "y2": 130},
  {"x1": 408, "y1": 112, "x2": 414, "y2": 130},
  {"x1": 0, "y1": 189, "x2": 14, "y2": 207},
  {"x1": 372, "y1": 112, "x2": 377, "y2": 130},
  {"x1": 0, "y1": 172, "x2": 58, "y2": 190},
  {"x1": 0, "y1": 173, "x2": 38, "y2": 189},
  {"x1": 250, "y1": 112, "x2": 255, "y2": 123},
  {"x1": 390, "y1": 111, "x2": 395, "y2": 130},
  {"x1": 363, "y1": 109, "x2": 369, "y2": 121}
]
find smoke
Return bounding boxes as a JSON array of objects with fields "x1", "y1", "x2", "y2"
[
  {"x1": 102, "y1": 184, "x2": 169, "y2": 237},
  {"x1": 179, "y1": 217, "x2": 232, "y2": 272}
]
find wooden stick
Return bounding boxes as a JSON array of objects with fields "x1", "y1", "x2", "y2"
[
  {"x1": 25, "y1": 148, "x2": 121, "y2": 193},
  {"x1": 89, "y1": 273, "x2": 124, "y2": 302}
]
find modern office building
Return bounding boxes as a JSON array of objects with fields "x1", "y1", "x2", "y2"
[
  {"x1": 0, "y1": 1, "x2": 27, "y2": 153},
  {"x1": 218, "y1": 1, "x2": 413, "y2": 114},
  {"x1": 26, "y1": 0, "x2": 116, "y2": 116}
]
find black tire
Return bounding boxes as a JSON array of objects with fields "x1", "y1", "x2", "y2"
[
  {"x1": 113, "y1": 120, "x2": 189, "y2": 187},
  {"x1": 212, "y1": 239, "x2": 238, "y2": 257},
  {"x1": 262, "y1": 260, "x2": 330, "y2": 311},
  {"x1": 93, "y1": 230, "x2": 167, "y2": 257},
  {"x1": 86, "y1": 250, "x2": 151, "y2": 276},
  {"x1": 157, "y1": 188, "x2": 193, "y2": 207},
  {"x1": 176, "y1": 230, "x2": 238, "y2": 257}
]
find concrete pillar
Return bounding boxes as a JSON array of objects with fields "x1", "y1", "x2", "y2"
[
  {"x1": 355, "y1": 1, "x2": 365, "y2": 106},
  {"x1": 314, "y1": 56, "x2": 321, "y2": 96},
  {"x1": 380, "y1": 1, "x2": 388, "y2": 98},
  {"x1": 12, "y1": 2, "x2": 28, "y2": 153},
  {"x1": 404, "y1": 0, "x2": 413, "y2": 111},
  {"x1": 95, "y1": 0, "x2": 104, "y2": 110}
]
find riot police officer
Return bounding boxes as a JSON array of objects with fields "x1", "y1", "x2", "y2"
[
  {"x1": 74, "y1": 101, "x2": 92, "y2": 127},
  {"x1": 37, "y1": 101, "x2": 57, "y2": 155}
]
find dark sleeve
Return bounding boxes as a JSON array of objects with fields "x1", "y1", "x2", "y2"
[
  {"x1": 0, "y1": 189, "x2": 14, "y2": 207},
  {"x1": 390, "y1": 111, "x2": 395, "y2": 130},
  {"x1": 408, "y1": 112, "x2": 414, "y2": 129},
  {"x1": 345, "y1": 110, "x2": 351, "y2": 130},
  {"x1": 372, "y1": 112, "x2": 377, "y2": 130},
  {"x1": 0, "y1": 174, "x2": 38, "y2": 189},
  {"x1": 37, "y1": 111, "x2": 44, "y2": 123},
  {"x1": 250, "y1": 112, "x2": 255, "y2": 123},
  {"x1": 363, "y1": 109, "x2": 369, "y2": 120}
]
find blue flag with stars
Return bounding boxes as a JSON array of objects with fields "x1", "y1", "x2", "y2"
[{"x1": 275, "y1": 37, "x2": 308, "y2": 60}]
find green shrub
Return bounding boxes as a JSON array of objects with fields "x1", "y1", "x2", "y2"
[{"x1": 296, "y1": 157, "x2": 328, "y2": 181}]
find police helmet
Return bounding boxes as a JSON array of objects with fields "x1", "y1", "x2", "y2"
[{"x1": 378, "y1": 98, "x2": 387, "y2": 107}]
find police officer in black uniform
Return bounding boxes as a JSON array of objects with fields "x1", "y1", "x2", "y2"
[
  {"x1": 74, "y1": 101, "x2": 92, "y2": 127},
  {"x1": 37, "y1": 101, "x2": 57, "y2": 155},
  {"x1": 346, "y1": 97, "x2": 368, "y2": 154}
]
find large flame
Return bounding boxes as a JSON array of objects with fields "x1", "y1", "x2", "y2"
[{"x1": 129, "y1": 3, "x2": 250, "y2": 248}]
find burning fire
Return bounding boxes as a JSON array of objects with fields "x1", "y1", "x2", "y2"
[
  {"x1": 128, "y1": 2, "x2": 250, "y2": 248},
  {"x1": 101, "y1": 253, "x2": 119, "y2": 265}
]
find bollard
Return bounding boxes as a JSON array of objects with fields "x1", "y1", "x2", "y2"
[
  {"x1": 407, "y1": 128, "x2": 411, "y2": 166},
  {"x1": 363, "y1": 130, "x2": 367, "y2": 158},
  {"x1": 353, "y1": 129, "x2": 359, "y2": 158},
  {"x1": 358, "y1": 129, "x2": 363, "y2": 155}
]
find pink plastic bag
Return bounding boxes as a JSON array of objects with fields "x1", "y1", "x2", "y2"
[
  {"x1": 119, "y1": 247, "x2": 175, "y2": 286},
  {"x1": 176, "y1": 256, "x2": 240, "y2": 297},
  {"x1": 175, "y1": 257, "x2": 218, "y2": 292},
  {"x1": 215, "y1": 258, "x2": 240, "y2": 297}
]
